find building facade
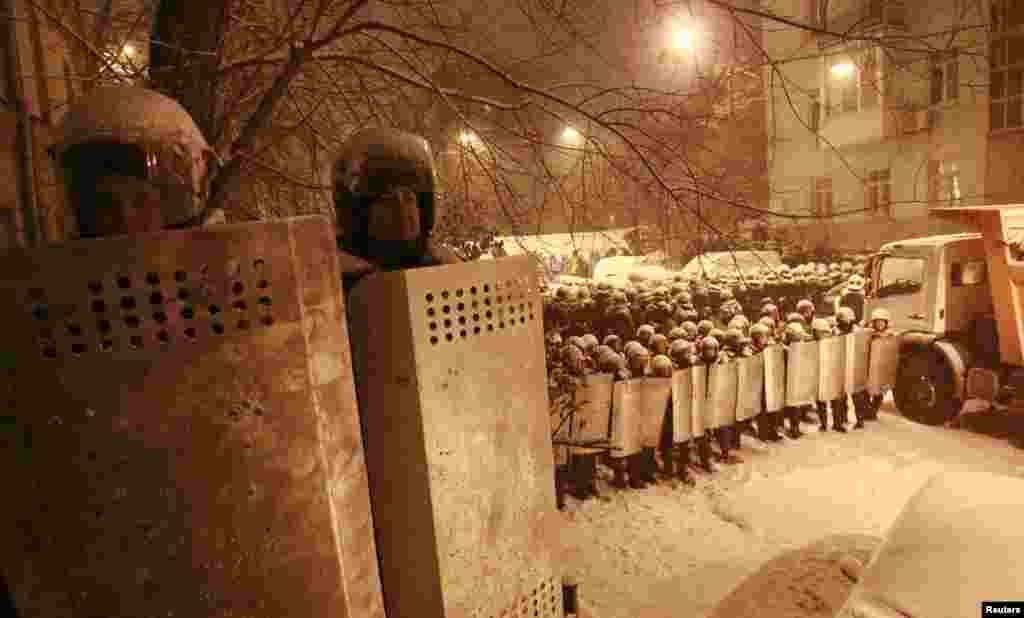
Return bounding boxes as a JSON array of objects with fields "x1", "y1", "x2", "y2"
[{"x1": 763, "y1": 0, "x2": 991, "y2": 251}]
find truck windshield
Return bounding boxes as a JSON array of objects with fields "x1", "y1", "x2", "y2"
[{"x1": 877, "y1": 256, "x2": 925, "y2": 297}]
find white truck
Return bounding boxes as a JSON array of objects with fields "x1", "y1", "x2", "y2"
[{"x1": 863, "y1": 205, "x2": 1024, "y2": 426}]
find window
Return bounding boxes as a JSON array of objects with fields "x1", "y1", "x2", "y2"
[
  {"x1": 825, "y1": 48, "x2": 879, "y2": 117},
  {"x1": 866, "y1": 169, "x2": 892, "y2": 216},
  {"x1": 951, "y1": 260, "x2": 987, "y2": 286},
  {"x1": 813, "y1": 177, "x2": 833, "y2": 217},
  {"x1": 930, "y1": 50, "x2": 959, "y2": 105},
  {"x1": 991, "y1": 1, "x2": 1024, "y2": 130},
  {"x1": 929, "y1": 161, "x2": 962, "y2": 206},
  {"x1": 877, "y1": 256, "x2": 925, "y2": 297}
]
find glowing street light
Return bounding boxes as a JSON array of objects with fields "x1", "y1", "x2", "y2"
[
  {"x1": 561, "y1": 126, "x2": 581, "y2": 142},
  {"x1": 830, "y1": 61, "x2": 856, "y2": 78},
  {"x1": 122, "y1": 43, "x2": 136, "y2": 58},
  {"x1": 458, "y1": 130, "x2": 479, "y2": 146},
  {"x1": 672, "y1": 29, "x2": 694, "y2": 51}
]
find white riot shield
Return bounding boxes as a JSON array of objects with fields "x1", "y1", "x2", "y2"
[
  {"x1": 706, "y1": 362, "x2": 739, "y2": 429},
  {"x1": 868, "y1": 335, "x2": 901, "y2": 396},
  {"x1": 736, "y1": 354, "x2": 765, "y2": 421},
  {"x1": 690, "y1": 365, "x2": 707, "y2": 437},
  {"x1": 555, "y1": 374, "x2": 613, "y2": 455},
  {"x1": 763, "y1": 345, "x2": 787, "y2": 413},
  {"x1": 638, "y1": 377, "x2": 673, "y2": 448},
  {"x1": 610, "y1": 379, "x2": 642, "y2": 457},
  {"x1": 672, "y1": 369, "x2": 694, "y2": 443},
  {"x1": 846, "y1": 329, "x2": 871, "y2": 394},
  {"x1": 785, "y1": 340, "x2": 821, "y2": 407},
  {"x1": 819, "y1": 336, "x2": 848, "y2": 401}
]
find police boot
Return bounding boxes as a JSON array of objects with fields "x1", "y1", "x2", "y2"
[
  {"x1": 660, "y1": 447, "x2": 676, "y2": 479},
  {"x1": 786, "y1": 407, "x2": 803, "y2": 439},
  {"x1": 612, "y1": 458, "x2": 628, "y2": 488},
  {"x1": 758, "y1": 412, "x2": 782, "y2": 442},
  {"x1": 697, "y1": 436, "x2": 714, "y2": 472},
  {"x1": 816, "y1": 401, "x2": 829, "y2": 431},
  {"x1": 572, "y1": 454, "x2": 599, "y2": 499},
  {"x1": 869, "y1": 395, "x2": 883, "y2": 420},
  {"x1": 642, "y1": 447, "x2": 659, "y2": 483},
  {"x1": 627, "y1": 454, "x2": 647, "y2": 489},
  {"x1": 833, "y1": 399, "x2": 849, "y2": 432},
  {"x1": 555, "y1": 465, "x2": 568, "y2": 510},
  {"x1": 676, "y1": 442, "x2": 694, "y2": 483},
  {"x1": 851, "y1": 392, "x2": 868, "y2": 429}
]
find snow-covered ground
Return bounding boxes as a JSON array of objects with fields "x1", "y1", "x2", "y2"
[{"x1": 560, "y1": 401, "x2": 1024, "y2": 618}]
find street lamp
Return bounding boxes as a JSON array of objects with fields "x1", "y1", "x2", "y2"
[
  {"x1": 123, "y1": 43, "x2": 136, "y2": 58},
  {"x1": 829, "y1": 61, "x2": 856, "y2": 78},
  {"x1": 561, "y1": 126, "x2": 581, "y2": 143},
  {"x1": 458, "y1": 130, "x2": 480, "y2": 146},
  {"x1": 672, "y1": 29, "x2": 694, "y2": 51}
]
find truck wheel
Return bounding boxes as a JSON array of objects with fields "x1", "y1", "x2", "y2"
[{"x1": 894, "y1": 353, "x2": 958, "y2": 425}]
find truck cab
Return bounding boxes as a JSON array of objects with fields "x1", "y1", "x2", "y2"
[{"x1": 863, "y1": 206, "x2": 1024, "y2": 425}]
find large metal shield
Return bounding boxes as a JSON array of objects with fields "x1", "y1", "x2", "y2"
[
  {"x1": 0, "y1": 218, "x2": 384, "y2": 618},
  {"x1": 819, "y1": 336, "x2": 848, "y2": 401},
  {"x1": 672, "y1": 369, "x2": 694, "y2": 443},
  {"x1": 639, "y1": 377, "x2": 673, "y2": 448},
  {"x1": 348, "y1": 256, "x2": 564, "y2": 618},
  {"x1": 868, "y1": 335, "x2": 901, "y2": 396},
  {"x1": 609, "y1": 378, "x2": 670, "y2": 453},
  {"x1": 763, "y1": 345, "x2": 787, "y2": 412},
  {"x1": 846, "y1": 329, "x2": 872, "y2": 393},
  {"x1": 690, "y1": 364, "x2": 708, "y2": 437},
  {"x1": 786, "y1": 340, "x2": 821, "y2": 407},
  {"x1": 736, "y1": 354, "x2": 765, "y2": 421},
  {"x1": 553, "y1": 374, "x2": 613, "y2": 455},
  {"x1": 706, "y1": 362, "x2": 739, "y2": 429}
]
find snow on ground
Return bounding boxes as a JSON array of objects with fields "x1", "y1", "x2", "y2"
[{"x1": 560, "y1": 402, "x2": 1024, "y2": 618}]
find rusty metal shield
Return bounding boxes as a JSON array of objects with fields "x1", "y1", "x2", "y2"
[
  {"x1": 786, "y1": 340, "x2": 821, "y2": 407},
  {"x1": 672, "y1": 369, "x2": 693, "y2": 442},
  {"x1": 737, "y1": 354, "x2": 765, "y2": 421},
  {"x1": 706, "y1": 362, "x2": 739, "y2": 429},
  {"x1": 819, "y1": 336, "x2": 848, "y2": 401},
  {"x1": 763, "y1": 345, "x2": 787, "y2": 412},
  {"x1": 690, "y1": 365, "x2": 708, "y2": 437},
  {"x1": 868, "y1": 335, "x2": 901, "y2": 396},
  {"x1": 846, "y1": 329, "x2": 872, "y2": 394},
  {"x1": 553, "y1": 374, "x2": 613, "y2": 456},
  {"x1": 347, "y1": 256, "x2": 564, "y2": 618},
  {"x1": 0, "y1": 217, "x2": 384, "y2": 617}
]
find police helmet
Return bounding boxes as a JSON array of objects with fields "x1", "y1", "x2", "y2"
[{"x1": 651, "y1": 355, "x2": 674, "y2": 377}]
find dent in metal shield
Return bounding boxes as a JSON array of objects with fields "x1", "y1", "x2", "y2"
[
  {"x1": 0, "y1": 217, "x2": 384, "y2": 618},
  {"x1": 846, "y1": 329, "x2": 871, "y2": 393},
  {"x1": 763, "y1": 345, "x2": 787, "y2": 412},
  {"x1": 347, "y1": 255, "x2": 564, "y2": 618},
  {"x1": 736, "y1": 354, "x2": 765, "y2": 421},
  {"x1": 819, "y1": 336, "x2": 848, "y2": 401},
  {"x1": 672, "y1": 369, "x2": 694, "y2": 442},
  {"x1": 868, "y1": 335, "x2": 901, "y2": 396},
  {"x1": 690, "y1": 365, "x2": 708, "y2": 437},
  {"x1": 706, "y1": 362, "x2": 739, "y2": 429},
  {"x1": 555, "y1": 374, "x2": 613, "y2": 455},
  {"x1": 786, "y1": 340, "x2": 821, "y2": 407}
]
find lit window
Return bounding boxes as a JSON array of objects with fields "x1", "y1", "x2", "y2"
[
  {"x1": 825, "y1": 48, "x2": 879, "y2": 117},
  {"x1": 991, "y1": 1, "x2": 1024, "y2": 130}
]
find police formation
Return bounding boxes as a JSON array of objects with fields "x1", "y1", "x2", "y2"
[{"x1": 544, "y1": 269, "x2": 896, "y2": 505}]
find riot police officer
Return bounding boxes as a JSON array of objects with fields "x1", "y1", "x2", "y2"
[
  {"x1": 840, "y1": 274, "x2": 867, "y2": 323},
  {"x1": 810, "y1": 318, "x2": 845, "y2": 432},
  {"x1": 54, "y1": 85, "x2": 223, "y2": 239},
  {"x1": 782, "y1": 322, "x2": 810, "y2": 438},
  {"x1": 867, "y1": 308, "x2": 894, "y2": 419},
  {"x1": 835, "y1": 306, "x2": 867, "y2": 429},
  {"x1": 334, "y1": 128, "x2": 461, "y2": 289}
]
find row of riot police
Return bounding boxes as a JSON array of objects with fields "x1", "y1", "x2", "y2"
[{"x1": 547, "y1": 292, "x2": 896, "y2": 503}]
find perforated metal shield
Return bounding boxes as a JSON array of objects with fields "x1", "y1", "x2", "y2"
[
  {"x1": 346, "y1": 256, "x2": 563, "y2": 618},
  {"x1": 785, "y1": 340, "x2": 821, "y2": 407},
  {"x1": 846, "y1": 329, "x2": 871, "y2": 393},
  {"x1": 554, "y1": 374, "x2": 613, "y2": 455},
  {"x1": 763, "y1": 345, "x2": 787, "y2": 412},
  {"x1": 818, "y1": 336, "x2": 848, "y2": 401},
  {"x1": 690, "y1": 365, "x2": 708, "y2": 437},
  {"x1": 736, "y1": 354, "x2": 765, "y2": 421},
  {"x1": 672, "y1": 369, "x2": 694, "y2": 442},
  {"x1": 868, "y1": 335, "x2": 901, "y2": 396},
  {"x1": 0, "y1": 217, "x2": 384, "y2": 617},
  {"x1": 706, "y1": 362, "x2": 739, "y2": 428}
]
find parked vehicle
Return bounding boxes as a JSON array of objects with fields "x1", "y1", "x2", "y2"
[{"x1": 680, "y1": 251, "x2": 782, "y2": 280}]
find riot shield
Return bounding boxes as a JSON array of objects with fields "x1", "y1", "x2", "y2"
[
  {"x1": 348, "y1": 255, "x2": 565, "y2": 618},
  {"x1": 0, "y1": 217, "x2": 385, "y2": 617},
  {"x1": 553, "y1": 373, "x2": 613, "y2": 455},
  {"x1": 846, "y1": 329, "x2": 872, "y2": 394},
  {"x1": 639, "y1": 377, "x2": 673, "y2": 448},
  {"x1": 737, "y1": 353, "x2": 765, "y2": 421},
  {"x1": 691, "y1": 364, "x2": 708, "y2": 437},
  {"x1": 868, "y1": 335, "x2": 901, "y2": 396},
  {"x1": 819, "y1": 336, "x2": 848, "y2": 401},
  {"x1": 610, "y1": 379, "x2": 639, "y2": 457},
  {"x1": 763, "y1": 345, "x2": 787, "y2": 412},
  {"x1": 672, "y1": 369, "x2": 694, "y2": 443},
  {"x1": 706, "y1": 362, "x2": 739, "y2": 429},
  {"x1": 786, "y1": 340, "x2": 821, "y2": 407}
]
